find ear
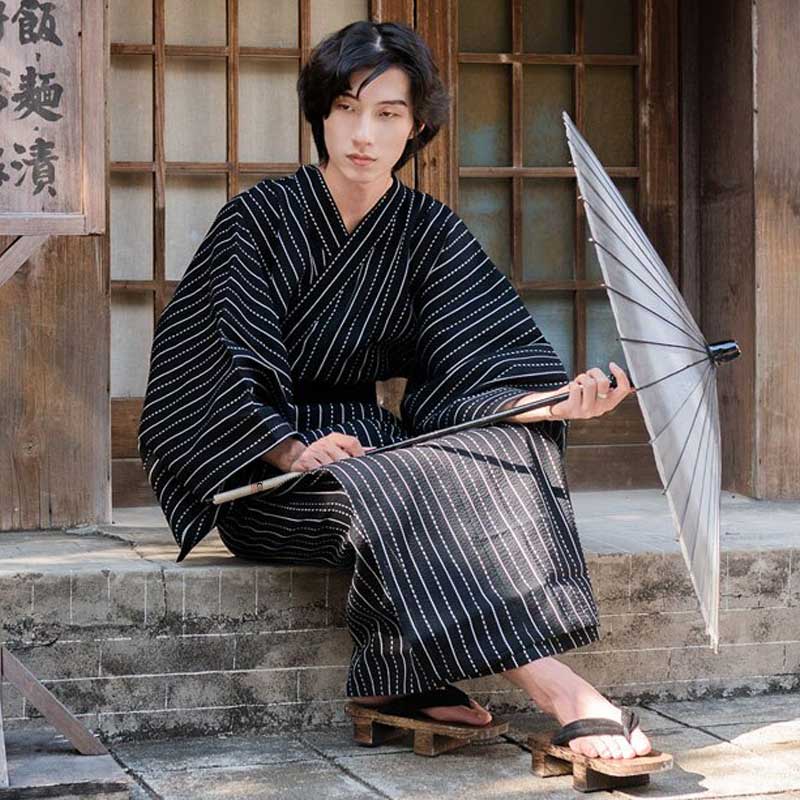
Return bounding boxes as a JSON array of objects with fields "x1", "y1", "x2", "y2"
[{"x1": 409, "y1": 122, "x2": 426, "y2": 140}]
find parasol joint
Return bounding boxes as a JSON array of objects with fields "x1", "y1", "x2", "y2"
[{"x1": 706, "y1": 340, "x2": 741, "y2": 364}]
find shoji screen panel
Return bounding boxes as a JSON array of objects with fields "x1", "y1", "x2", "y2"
[
  {"x1": 416, "y1": 0, "x2": 679, "y2": 488},
  {"x1": 109, "y1": 0, "x2": 368, "y2": 506},
  {"x1": 456, "y1": 0, "x2": 639, "y2": 379}
]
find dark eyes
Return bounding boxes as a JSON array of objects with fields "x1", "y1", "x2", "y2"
[{"x1": 335, "y1": 102, "x2": 398, "y2": 118}]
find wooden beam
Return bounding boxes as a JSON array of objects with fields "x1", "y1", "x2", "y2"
[
  {"x1": 0, "y1": 236, "x2": 49, "y2": 289},
  {"x1": 698, "y1": 0, "x2": 756, "y2": 495},
  {"x1": 458, "y1": 52, "x2": 640, "y2": 65},
  {"x1": 416, "y1": 0, "x2": 456, "y2": 203},
  {"x1": 679, "y1": 0, "x2": 701, "y2": 324},
  {"x1": 753, "y1": 0, "x2": 800, "y2": 498},
  {"x1": 0, "y1": 648, "x2": 107, "y2": 757},
  {"x1": 0, "y1": 233, "x2": 110, "y2": 530},
  {"x1": 641, "y1": 0, "x2": 680, "y2": 286},
  {"x1": 82, "y1": 0, "x2": 108, "y2": 234}
]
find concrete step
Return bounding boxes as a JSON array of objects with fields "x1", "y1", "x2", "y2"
[{"x1": 1, "y1": 490, "x2": 798, "y2": 742}]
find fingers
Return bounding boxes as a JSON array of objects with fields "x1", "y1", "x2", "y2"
[
  {"x1": 294, "y1": 433, "x2": 366, "y2": 471},
  {"x1": 549, "y1": 380, "x2": 581, "y2": 420},
  {"x1": 552, "y1": 365, "x2": 624, "y2": 420},
  {"x1": 608, "y1": 361, "x2": 632, "y2": 395},
  {"x1": 587, "y1": 367, "x2": 610, "y2": 400},
  {"x1": 328, "y1": 433, "x2": 365, "y2": 457},
  {"x1": 576, "y1": 372, "x2": 599, "y2": 415}
]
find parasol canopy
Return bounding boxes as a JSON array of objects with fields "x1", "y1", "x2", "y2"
[{"x1": 562, "y1": 111, "x2": 740, "y2": 651}]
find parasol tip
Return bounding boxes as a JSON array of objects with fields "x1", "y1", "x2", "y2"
[{"x1": 707, "y1": 340, "x2": 741, "y2": 364}]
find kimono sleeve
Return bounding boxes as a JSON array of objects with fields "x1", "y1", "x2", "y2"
[
  {"x1": 401, "y1": 210, "x2": 571, "y2": 451},
  {"x1": 138, "y1": 198, "x2": 297, "y2": 560}
]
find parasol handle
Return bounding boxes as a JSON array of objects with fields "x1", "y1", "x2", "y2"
[{"x1": 212, "y1": 368, "x2": 635, "y2": 505}]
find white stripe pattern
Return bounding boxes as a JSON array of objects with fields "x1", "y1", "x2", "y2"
[{"x1": 139, "y1": 165, "x2": 599, "y2": 695}]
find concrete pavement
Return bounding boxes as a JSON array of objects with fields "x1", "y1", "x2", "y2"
[{"x1": 105, "y1": 692, "x2": 800, "y2": 799}]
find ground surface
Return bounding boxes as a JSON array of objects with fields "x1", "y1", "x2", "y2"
[{"x1": 104, "y1": 693, "x2": 800, "y2": 799}]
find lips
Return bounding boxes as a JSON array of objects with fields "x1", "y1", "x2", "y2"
[{"x1": 348, "y1": 154, "x2": 375, "y2": 166}]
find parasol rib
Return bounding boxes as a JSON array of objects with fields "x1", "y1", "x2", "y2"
[
  {"x1": 583, "y1": 195, "x2": 697, "y2": 328},
  {"x1": 649, "y1": 362, "x2": 714, "y2": 445},
  {"x1": 618, "y1": 337, "x2": 708, "y2": 355},
  {"x1": 587, "y1": 231, "x2": 705, "y2": 339},
  {"x1": 662, "y1": 365, "x2": 716, "y2": 495},
  {"x1": 604, "y1": 285, "x2": 709, "y2": 350},
  {"x1": 687, "y1": 412, "x2": 717, "y2": 565},
  {"x1": 636, "y1": 356, "x2": 710, "y2": 394},
  {"x1": 568, "y1": 133, "x2": 701, "y2": 331},
  {"x1": 678, "y1": 392, "x2": 715, "y2": 535}
]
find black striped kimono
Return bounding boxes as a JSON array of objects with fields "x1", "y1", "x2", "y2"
[{"x1": 138, "y1": 165, "x2": 600, "y2": 697}]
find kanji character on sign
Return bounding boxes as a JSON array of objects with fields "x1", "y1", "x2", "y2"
[
  {"x1": 12, "y1": 65, "x2": 63, "y2": 120},
  {"x1": 10, "y1": 137, "x2": 58, "y2": 196},
  {"x1": 0, "y1": 66, "x2": 9, "y2": 112},
  {"x1": 0, "y1": 3, "x2": 9, "y2": 43},
  {"x1": 11, "y1": 0, "x2": 63, "y2": 46},
  {"x1": 0, "y1": 147, "x2": 10, "y2": 187}
]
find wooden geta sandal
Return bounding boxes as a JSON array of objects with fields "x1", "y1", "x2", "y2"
[
  {"x1": 529, "y1": 707, "x2": 673, "y2": 792},
  {"x1": 345, "y1": 684, "x2": 509, "y2": 757}
]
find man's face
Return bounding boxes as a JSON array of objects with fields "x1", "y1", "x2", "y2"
[{"x1": 322, "y1": 66, "x2": 417, "y2": 182}]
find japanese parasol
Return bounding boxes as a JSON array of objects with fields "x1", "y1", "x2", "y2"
[{"x1": 562, "y1": 111, "x2": 739, "y2": 651}]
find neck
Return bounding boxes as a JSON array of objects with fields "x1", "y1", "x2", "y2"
[{"x1": 318, "y1": 161, "x2": 393, "y2": 234}]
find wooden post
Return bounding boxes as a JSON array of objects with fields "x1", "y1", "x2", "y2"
[
  {"x1": 0, "y1": 234, "x2": 110, "y2": 530},
  {"x1": 752, "y1": 0, "x2": 800, "y2": 498},
  {"x1": 695, "y1": 0, "x2": 800, "y2": 499},
  {"x1": 0, "y1": 0, "x2": 110, "y2": 528}
]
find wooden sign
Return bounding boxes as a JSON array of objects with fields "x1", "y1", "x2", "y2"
[{"x1": 0, "y1": 0, "x2": 105, "y2": 235}]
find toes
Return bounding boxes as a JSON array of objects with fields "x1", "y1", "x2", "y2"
[
  {"x1": 592, "y1": 737, "x2": 613, "y2": 760},
  {"x1": 595, "y1": 736, "x2": 614, "y2": 758},
  {"x1": 468, "y1": 699, "x2": 492, "y2": 724},
  {"x1": 594, "y1": 734, "x2": 639, "y2": 760},
  {"x1": 569, "y1": 736, "x2": 602, "y2": 759},
  {"x1": 570, "y1": 735, "x2": 640, "y2": 760},
  {"x1": 604, "y1": 736, "x2": 625, "y2": 760},
  {"x1": 630, "y1": 728, "x2": 652, "y2": 756},
  {"x1": 617, "y1": 736, "x2": 637, "y2": 759},
  {"x1": 419, "y1": 700, "x2": 492, "y2": 726}
]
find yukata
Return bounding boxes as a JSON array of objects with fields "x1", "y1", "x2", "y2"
[{"x1": 138, "y1": 164, "x2": 600, "y2": 697}]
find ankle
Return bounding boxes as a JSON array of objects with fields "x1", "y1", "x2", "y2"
[
  {"x1": 529, "y1": 658, "x2": 576, "y2": 701},
  {"x1": 506, "y1": 657, "x2": 605, "y2": 722}
]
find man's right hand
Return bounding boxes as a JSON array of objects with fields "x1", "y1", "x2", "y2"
[{"x1": 289, "y1": 432, "x2": 366, "y2": 472}]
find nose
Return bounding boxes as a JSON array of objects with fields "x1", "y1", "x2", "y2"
[{"x1": 352, "y1": 112, "x2": 374, "y2": 148}]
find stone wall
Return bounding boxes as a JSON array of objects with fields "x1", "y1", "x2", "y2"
[{"x1": 1, "y1": 530, "x2": 797, "y2": 742}]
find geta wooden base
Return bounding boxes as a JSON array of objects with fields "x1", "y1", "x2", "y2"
[
  {"x1": 346, "y1": 701, "x2": 509, "y2": 757},
  {"x1": 529, "y1": 732, "x2": 673, "y2": 793}
]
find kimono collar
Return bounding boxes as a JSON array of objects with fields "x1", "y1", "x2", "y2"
[{"x1": 302, "y1": 164, "x2": 400, "y2": 246}]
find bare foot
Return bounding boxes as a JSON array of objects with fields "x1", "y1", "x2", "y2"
[
  {"x1": 506, "y1": 657, "x2": 652, "y2": 760},
  {"x1": 351, "y1": 694, "x2": 493, "y2": 726}
]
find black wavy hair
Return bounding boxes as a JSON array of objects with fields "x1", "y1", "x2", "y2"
[{"x1": 297, "y1": 21, "x2": 450, "y2": 171}]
